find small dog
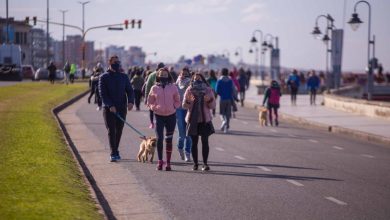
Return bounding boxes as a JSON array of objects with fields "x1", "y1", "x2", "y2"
[
  {"x1": 259, "y1": 107, "x2": 268, "y2": 126},
  {"x1": 137, "y1": 137, "x2": 157, "y2": 163}
]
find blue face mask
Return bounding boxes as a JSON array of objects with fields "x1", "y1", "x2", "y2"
[{"x1": 110, "y1": 63, "x2": 120, "y2": 72}]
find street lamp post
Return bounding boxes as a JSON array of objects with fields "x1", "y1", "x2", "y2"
[
  {"x1": 59, "y1": 9, "x2": 68, "y2": 67},
  {"x1": 250, "y1": 29, "x2": 264, "y2": 82},
  {"x1": 311, "y1": 14, "x2": 335, "y2": 91},
  {"x1": 78, "y1": 1, "x2": 90, "y2": 79},
  {"x1": 347, "y1": 0, "x2": 375, "y2": 100},
  {"x1": 234, "y1": 47, "x2": 243, "y2": 64}
]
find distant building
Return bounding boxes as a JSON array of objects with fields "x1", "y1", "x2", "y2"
[
  {"x1": 128, "y1": 46, "x2": 145, "y2": 67},
  {"x1": 0, "y1": 17, "x2": 32, "y2": 65},
  {"x1": 59, "y1": 35, "x2": 94, "y2": 69},
  {"x1": 105, "y1": 45, "x2": 127, "y2": 68},
  {"x1": 30, "y1": 28, "x2": 50, "y2": 69}
]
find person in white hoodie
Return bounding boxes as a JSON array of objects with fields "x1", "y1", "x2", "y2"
[{"x1": 175, "y1": 67, "x2": 193, "y2": 162}]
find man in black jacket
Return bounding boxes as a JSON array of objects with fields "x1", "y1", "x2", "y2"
[{"x1": 99, "y1": 55, "x2": 134, "y2": 162}]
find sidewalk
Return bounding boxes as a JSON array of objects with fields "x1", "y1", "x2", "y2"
[{"x1": 244, "y1": 80, "x2": 390, "y2": 145}]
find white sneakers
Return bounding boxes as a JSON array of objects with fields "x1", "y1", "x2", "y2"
[
  {"x1": 185, "y1": 153, "x2": 191, "y2": 162},
  {"x1": 178, "y1": 149, "x2": 185, "y2": 160}
]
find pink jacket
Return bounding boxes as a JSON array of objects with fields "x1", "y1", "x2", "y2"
[
  {"x1": 182, "y1": 86, "x2": 216, "y2": 123},
  {"x1": 147, "y1": 84, "x2": 180, "y2": 116}
]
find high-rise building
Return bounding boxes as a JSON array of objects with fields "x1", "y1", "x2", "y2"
[{"x1": 128, "y1": 46, "x2": 145, "y2": 67}]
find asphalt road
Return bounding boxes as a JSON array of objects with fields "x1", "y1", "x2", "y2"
[{"x1": 77, "y1": 98, "x2": 390, "y2": 220}]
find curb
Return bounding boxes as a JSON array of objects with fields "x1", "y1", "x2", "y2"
[
  {"x1": 243, "y1": 99, "x2": 390, "y2": 146},
  {"x1": 52, "y1": 89, "x2": 114, "y2": 220}
]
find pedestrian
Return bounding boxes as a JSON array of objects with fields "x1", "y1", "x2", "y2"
[
  {"x1": 238, "y1": 67, "x2": 248, "y2": 107},
  {"x1": 131, "y1": 69, "x2": 144, "y2": 111},
  {"x1": 169, "y1": 66, "x2": 178, "y2": 83},
  {"x1": 99, "y1": 55, "x2": 134, "y2": 162},
  {"x1": 63, "y1": 61, "x2": 71, "y2": 85},
  {"x1": 286, "y1": 69, "x2": 300, "y2": 105},
  {"x1": 229, "y1": 71, "x2": 240, "y2": 118},
  {"x1": 88, "y1": 63, "x2": 103, "y2": 105},
  {"x1": 69, "y1": 63, "x2": 77, "y2": 83},
  {"x1": 306, "y1": 70, "x2": 320, "y2": 105},
  {"x1": 47, "y1": 61, "x2": 57, "y2": 84},
  {"x1": 183, "y1": 72, "x2": 215, "y2": 171},
  {"x1": 206, "y1": 69, "x2": 218, "y2": 116},
  {"x1": 147, "y1": 67, "x2": 180, "y2": 171},
  {"x1": 145, "y1": 62, "x2": 165, "y2": 129},
  {"x1": 246, "y1": 68, "x2": 252, "y2": 89},
  {"x1": 262, "y1": 80, "x2": 282, "y2": 126},
  {"x1": 216, "y1": 68, "x2": 234, "y2": 133},
  {"x1": 175, "y1": 67, "x2": 193, "y2": 162}
]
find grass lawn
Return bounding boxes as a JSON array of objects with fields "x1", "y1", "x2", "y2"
[{"x1": 0, "y1": 82, "x2": 103, "y2": 220}]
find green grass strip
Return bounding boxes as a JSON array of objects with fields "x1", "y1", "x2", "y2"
[{"x1": 0, "y1": 82, "x2": 103, "y2": 220}]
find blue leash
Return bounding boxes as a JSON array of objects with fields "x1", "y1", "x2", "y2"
[{"x1": 115, "y1": 112, "x2": 146, "y2": 140}]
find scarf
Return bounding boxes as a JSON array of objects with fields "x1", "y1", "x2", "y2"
[{"x1": 187, "y1": 81, "x2": 208, "y2": 136}]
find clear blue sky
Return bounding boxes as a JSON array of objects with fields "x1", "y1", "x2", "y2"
[{"x1": 1, "y1": 0, "x2": 389, "y2": 72}]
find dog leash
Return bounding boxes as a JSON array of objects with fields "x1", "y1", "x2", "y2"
[{"x1": 114, "y1": 112, "x2": 147, "y2": 140}]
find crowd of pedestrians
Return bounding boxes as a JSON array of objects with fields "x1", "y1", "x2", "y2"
[{"x1": 93, "y1": 55, "x2": 254, "y2": 171}]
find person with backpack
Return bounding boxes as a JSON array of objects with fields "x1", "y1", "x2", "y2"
[
  {"x1": 286, "y1": 69, "x2": 300, "y2": 105},
  {"x1": 216, "y1": 68, "x2": 234, "y2": 133},
  {"x1": 63, "y1": 61, "x2": 71, "y2": 85},
  {"x1": 262, "y1": 80, "x2": 282, "y2": 126}
]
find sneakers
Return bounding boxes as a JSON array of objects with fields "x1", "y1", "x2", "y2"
[
  {"x1": 192, "y1": 164, "x2": 198, "y2": 171},
  {"x1": 149, "y1": 123, "x2": 155, "y2": 129},
  {"x1": 184, "y1": 153, "x2": 191, "y2": 162},
  {"x1": 275, "y1": 120, "x2": 279, "y2": 127},
  {"x1": 110, "y1": 155, "x2": 117, "y2": 162},
  {"x1": 202, "y1": 165, "x2": 210, "y2": 171},
  {"x1": 178, "y1": 149, "x2": 185, "y2": 160},
  {"x1": 156, "y1": 160, "x2": 163, "y2": 171},
  {"x1": 223, "y1": 126, "x2": 228, "y2": 134},
  {"x1": 96, "y1": 106, "x2": 102, "y2": 111}
]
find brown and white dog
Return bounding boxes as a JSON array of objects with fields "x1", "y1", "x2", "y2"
[
  {"x1": 137, "y1": 137, "x2": 157, "y2": 163},
  {"x1": 259, "y1": 107, "x2": 268, "y2": 126}
]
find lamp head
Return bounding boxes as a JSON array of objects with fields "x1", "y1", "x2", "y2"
[
  {"x1": 311, "y1": 26, "x2": 322, "y2": 39},
  {"x1": 250, "y1": 36, "x2": 257, "y2": 43},
  {"x1": 322, "y1": 34, "x2": 330, "y2": 44},
  {"x1": 348, "y1": 13, "x2": 363, "y2": 31},
  {"x1": 249, "y1": 48, "x2": 253, "y2": 53}
]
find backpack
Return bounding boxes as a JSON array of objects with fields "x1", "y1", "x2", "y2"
[{"x1": 268, "y1": 88, "x2": 280, "y2": 105}]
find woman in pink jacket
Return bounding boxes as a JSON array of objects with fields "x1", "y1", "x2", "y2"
[
  {"x1": 183, "y1": 72, "x2": 216, "y2": 171},
  {"x1": 147, "y1": 67, "x2": 180, "y2": 171}
]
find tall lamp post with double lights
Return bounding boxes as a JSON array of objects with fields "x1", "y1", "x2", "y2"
[
  {"x1": 250, "y1": 29, "x2": 264, "y2": 81},
  {"x1": 59, "y1": 9, "x2": 68, "y2": 67},
  {"x1": 311, "y1": 14, "x2": 335, "y2": 91},
  {"x1": 262, "y1": 33, "x2": 280, "y2": 81},
  {"x1": 347, "y1": 0, "x2": 375, "y2": 100},
  {"x1": 78, "y1": 1, "x2": 90, "y2": 78}
]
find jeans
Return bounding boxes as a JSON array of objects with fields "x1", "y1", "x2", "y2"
[
  {"x1": 310, "y1": 88, "x2": 317, "y2": 105},
  {"x1": 103, "y1": 107, "x2": 126, "y2": 156},
  {"x1": 155, "y1": 113, "x2": 176, "y2": 163},
  {"x1": 176, "y1": 108, "x2": 192, "y2": 154}
]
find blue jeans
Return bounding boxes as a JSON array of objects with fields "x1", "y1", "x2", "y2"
[{"x1": 176, "y1": 108, "x2": 192, "y2": 154}]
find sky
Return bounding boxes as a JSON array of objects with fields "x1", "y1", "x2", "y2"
[{"x1": 1, "y1": 0, "x2": 390, "y2": 72}]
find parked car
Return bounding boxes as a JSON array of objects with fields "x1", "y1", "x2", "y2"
[
  {"x1": 22, "y1": 65, "x2": 35, "y2": 80},
  {"x1": 34, "y1": 68, "x2": 48, "y2": 81}
]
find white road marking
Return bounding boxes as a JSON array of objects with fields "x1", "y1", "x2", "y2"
[
  {"x1": 241, "y1": 121, "x2": 248, "y2": 125},
  {"x1": 361, "y1": 154, "x2": 375, "y2": 158},
  {"x1": 308, "y1": 139, "x2": 319, "y2": 143},
  {"x1": 286, "y1": 180, "x2": 304, "y2": 187},
  {"x1": 325, "y1": 197, "x2": 347, "y2": 206},
  {"x1": 333, "y1": 146, "x2": 344, "y2": 150},
  {"x1": 288, "y1": 134, "x2": 297, "y2": 138},
  {"x1": 215, "y1": 147, "x2": 225, "y2": 152},
  {"x1": 257, "y1": 166, "x2": 272, "y2": 172},
  {"x1": 270, "y1": 129, "x2": 277, "y2": 133},
  {"x1": 234, "y1": 155, "x2": 246, "y2": 160}
]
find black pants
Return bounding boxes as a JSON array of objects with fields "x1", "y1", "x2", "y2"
[
  {"x1": 155, "y1": 113, "x2": 176, "y2": 162},
  {"x1": 69, "y1": 74, "x2": 74, "y2": 83},
  {"x1": 149, "y1": 109, "x2": 154, "y2": 124},
  {"x1": 103, "y1": 107, "x2": 126, "y2": 156},
  {"x1": 191, "y1": 134, "x2": 209, "y2": 165},
  {"x1": 310, "y1": 88, "x2": 317, "y2": 105},
  {"x1": 88, "y1": 84, "x2": 96, "y2": 103},
  {"x1": 239, "y1": 90, "x2": 245, "y2": 106},
  {"x1": 134, "y1": 89, "x2": 142, "y2": 110},
  {"x1": 291, "y1": 87, "x2": 298, "y2": 104}
]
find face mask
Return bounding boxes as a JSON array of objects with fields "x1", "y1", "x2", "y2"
[
  {"x1": 158, "y1": 77, "x2": 169, "y2": 84},
  {"x1": 110, "y1": 62, "x2": 120, "y2": 72}
]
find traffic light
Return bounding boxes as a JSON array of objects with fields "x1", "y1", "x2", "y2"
[
  {"x1": 124, "y1": 20, "x2": 129, "y2": 29},
  {"x1": 131, "y1": 19, "x2": 135, "y2": 28},
  {"x1": 137, "y1": 20, "x2": 142, "y2": 29},
  {"x1": 33, "y1": 16, "x2": 37, "y2": 25},
  {"x1": 25, "y1": 16, "x2": 29, "y2": 24}
]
